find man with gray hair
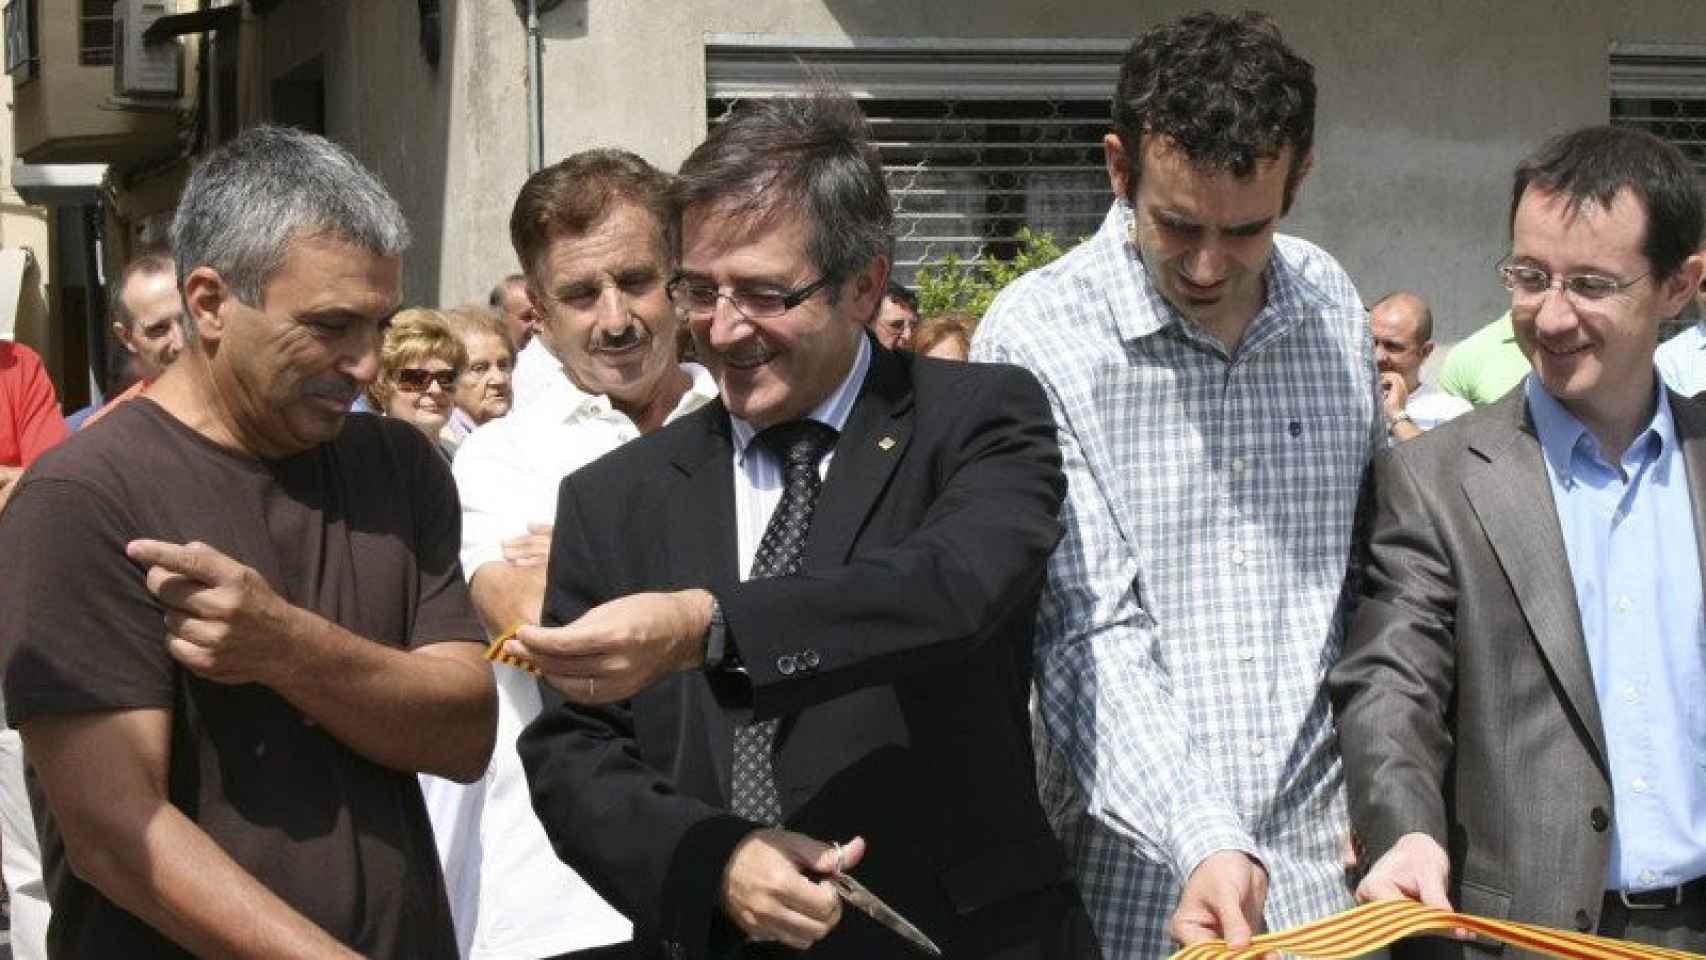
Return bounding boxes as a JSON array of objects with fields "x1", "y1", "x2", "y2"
[{"x1": 0, "y1": 125, "x2": 496, "y2": 958}]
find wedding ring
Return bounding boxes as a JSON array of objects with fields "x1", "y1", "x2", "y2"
[{"x1": 587, "y1": 677, "x2": 595, "y2": 699}]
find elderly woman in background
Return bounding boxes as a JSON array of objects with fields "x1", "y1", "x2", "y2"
[
  {"x1": 441, "y1": 305, "x2": 515, "y2": 450},
  {"x1": 913, "y1": 311, "x2": 976, "y2": 361},
  {"x1": 368, "y1": 308, "x2": 466, "y2": 459}
]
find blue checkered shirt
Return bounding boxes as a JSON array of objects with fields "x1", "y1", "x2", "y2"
[{"x1": 973, "y1": 201, "x2": 1379, "y2": 958}]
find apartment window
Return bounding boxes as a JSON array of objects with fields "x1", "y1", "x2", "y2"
[
  {"x1": 706, "y1": 39, "x2": 1123, "y2": 286},
  {"x1": 1611, "y1": 43, "x2": 1706, "y2": 177},
  {"x1": 4, "y1": 0, "x2": 38, "y2": 81},
  {"x1": 80, "y1": 0, "x2": 116, "y2": 66}
]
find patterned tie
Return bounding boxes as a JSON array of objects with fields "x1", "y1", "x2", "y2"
[{"x1": 729, "y1": 419, "x2": 839, "y2": 824}]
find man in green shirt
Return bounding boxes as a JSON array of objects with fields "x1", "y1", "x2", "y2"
[{"x1": 1437, "y1": 311, "x2": 1530, "y2": 406}]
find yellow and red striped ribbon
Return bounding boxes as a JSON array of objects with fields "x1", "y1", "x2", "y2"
[
  {"x1": 1168, "y1": 898, "x2": 1703, "y2": 960},
  {"x1": 484, "y1": 624, "x2": 540, "y2": 675}
]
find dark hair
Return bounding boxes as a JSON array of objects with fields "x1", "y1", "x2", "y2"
[
  {"x1": 672, "y1": 90, "x2": 892, "y2": 298},
  {"x1": 884, "y1": 280, "x2": 918, "y2": 316},
  {"x1": 1509, "y1": 126, "x2": 1705, "y2": 282},
  {"x1": 1369, "y1": 290, "x2": 1435, "y2": 344},
  {"x1": 108, "y1": 249, "x2": 176, "y2": 332},
  {"x1": 509, "y1": 149, "x2": 672, "y2": 288},
  {"x1": 1113, "y1": 10, "x2": 1316, "y2": 212}
]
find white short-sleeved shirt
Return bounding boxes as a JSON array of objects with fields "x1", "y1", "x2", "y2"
[{"x1": 422, "y1": 363, "x2": 717, "y2": 958}]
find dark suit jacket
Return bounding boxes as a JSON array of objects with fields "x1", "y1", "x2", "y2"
[
  {"x1": 518, "y1": 346, "x2": 1095, "y2": 960},
  {"x1": 1330, "y1": 387, "x2": 1706, "y2": 957}
]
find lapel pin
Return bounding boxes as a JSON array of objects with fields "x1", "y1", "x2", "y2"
[{"x1": 878, "y1": 436, "x2": 896, "y2": 451}]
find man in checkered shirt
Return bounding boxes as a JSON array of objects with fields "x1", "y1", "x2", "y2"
[{"x1": 973, "y1": 11, "x2": 1380, "y2": 958}]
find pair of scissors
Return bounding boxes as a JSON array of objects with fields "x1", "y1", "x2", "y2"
[{"x1": 828, "y1": 841, "x2": 942, "y2": 956}]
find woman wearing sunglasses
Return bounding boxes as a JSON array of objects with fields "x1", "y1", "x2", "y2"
[{"x1": 368, "y1": 308, "x2": 467, "y2": 459}]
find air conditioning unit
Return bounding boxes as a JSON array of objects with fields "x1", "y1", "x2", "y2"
[{"x1": 114, "y1": 0, "x2": 180, "y2": 98}]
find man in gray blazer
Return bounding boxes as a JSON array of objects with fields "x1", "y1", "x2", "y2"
[{"x1": 1331, "y1": 125, "x2": 1706, "y2": 956}]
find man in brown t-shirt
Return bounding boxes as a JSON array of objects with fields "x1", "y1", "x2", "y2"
[{"x1": 0, "y1": 126, "x2": 496, "y2": 959}]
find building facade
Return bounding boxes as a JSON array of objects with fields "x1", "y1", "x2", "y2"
[{"x1": 9, "y1": 0, "x2": 1706, "y2": 401}]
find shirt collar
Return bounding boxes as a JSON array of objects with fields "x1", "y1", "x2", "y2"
[
  {"x1": 536, "y1": 362, "x2": 717, "y2": 428},
  {"x1": 1525, "y1": 372, "x2": 1673, "y2": 484},
  {"x1": 730, "y1": 333, "x2": 871, "y2": 460},
  {"x1": 1100, "y1": 199, "x2": 1295, "y2": 350}
]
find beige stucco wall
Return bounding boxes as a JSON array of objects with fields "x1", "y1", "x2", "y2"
[
  {"x1": 222, "y1": 0, "x2": 1706, "y2": 340},
  {"x1": 11, "y1": 3, "x2": 181, "y2": 165}
]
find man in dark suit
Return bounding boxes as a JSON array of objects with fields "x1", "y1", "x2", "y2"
[
  {"x1": 1330, "y1": 125, "x2": 1706, "y2": 955},
  {"x1": 511, "y1": 92, "x2": 1097, "y2": 959}
]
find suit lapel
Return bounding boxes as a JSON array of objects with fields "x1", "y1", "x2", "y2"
[
  {"x1": 805, "y1": 345, "x2": 915, "y2": 569},
  {"x1": 1670, "y1": 393, "x2": 1706, "y2": 625},
  {"x1": 666, "y1": 403, "x2": 740, "y2": 799},
  {"x1": 1460, "y1": 392, "x2": 1608, "y2": 773}
]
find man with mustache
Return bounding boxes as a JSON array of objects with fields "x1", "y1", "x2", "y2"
[
  {"x1": 435, "y1": 148, "x2": 717, "y2": 959},
  {"x1": 0, "y1": 125, "x2": 496, "y2": 959},
  {"x1": 974, "y1": 11, "x2": 1379, "y2": 958}
]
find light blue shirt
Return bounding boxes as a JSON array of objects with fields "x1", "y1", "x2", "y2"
[
  {"x1": 1656, "y1": 322, "x2": 1706, "y2": 398},
  {"x1": 1526, "y1": 375, "x2": 1706, "y2": 892}
]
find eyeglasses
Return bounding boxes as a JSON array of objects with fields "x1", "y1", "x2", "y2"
[
  {"x1": 667, "y1": 275, "x2": 831, "y2": 320},
  {"x1": 394, "y1": 367, "x2": 457, "y2": 392},
  {"x1": 1497, "y1": 257, "x2": 1649, "y2": 303}
]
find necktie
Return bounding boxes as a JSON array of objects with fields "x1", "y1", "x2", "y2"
[{"x1": 729, "y1": 419, "x2": 839, "y2": 824}]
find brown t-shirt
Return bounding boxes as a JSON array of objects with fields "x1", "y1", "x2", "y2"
[{"x1": 0, "y1": 399, "x2": 480, "y2": 959}]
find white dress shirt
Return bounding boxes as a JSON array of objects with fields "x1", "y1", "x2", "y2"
[
  {"x1": 728, "y1": 336, "x2": 870, "y2": 576},
  {"x1": 424, "y1": 363, "x2": 716, "y2": 959},
  {"x1": 508, "y1": 335, "x2": 565, "y2": 411}
]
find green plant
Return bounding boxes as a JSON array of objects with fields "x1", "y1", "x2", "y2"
[{"x1": 914, "y1": 228, "x2": 1074, "y2": 320}]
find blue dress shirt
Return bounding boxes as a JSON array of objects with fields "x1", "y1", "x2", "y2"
[{"x1": 1526, "y1": 375, "x2": 1706, "y2": 892}]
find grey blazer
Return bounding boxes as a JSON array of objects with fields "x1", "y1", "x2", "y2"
[{"x1": 1329, "y1": 385, "x2": 1706, "y2": 956}]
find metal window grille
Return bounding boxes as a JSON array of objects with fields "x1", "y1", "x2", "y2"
[
  {"x1": 706, "y1": 40, "x2": 1124, "y2": 286},
  {"x1": 1610, "y1": 44, "x2": 1706, "y2": 178},
  {"x1": 80, "y1": 0, "x2": 115, "y2": 67}
]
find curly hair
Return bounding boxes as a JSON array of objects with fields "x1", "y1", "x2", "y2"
[
  {"x1": 366, "y1": 307, "x2": 467, "y2": 411},
  {"x1": 1113, "y1": 10, "x2": 1316, "y2": 212}
]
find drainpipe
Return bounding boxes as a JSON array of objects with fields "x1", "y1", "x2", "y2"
[{"x1": 525, "y1": 0, "x2": 544, "y2": 173}]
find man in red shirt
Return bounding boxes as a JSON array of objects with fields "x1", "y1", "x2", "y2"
[{"x1": 0, "y1": 339, "x2": 68, "y2": 511}]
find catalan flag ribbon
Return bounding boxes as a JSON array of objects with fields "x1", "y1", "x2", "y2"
[
  {"x1": 1167, "y1": 898, "x2": 1704, "y2": 960},
  {"x1": 484, "y1": 624, "x2": 540, "y2": 676}
]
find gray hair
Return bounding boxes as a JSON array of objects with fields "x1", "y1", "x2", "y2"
[
  {"x1": 170, "y1": 125, "x2": 410, "y2": 310},
  {"x1": 671, "y1": 90, "x2": 891, "y2": 298}
]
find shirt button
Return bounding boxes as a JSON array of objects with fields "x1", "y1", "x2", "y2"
[
  {"x1": 1575, "y1": 909, "x2": 1592, "y2": 932},
  {"x1": 1639, "y1": 869, "x2": 1657, "y2": 886},
  {"x1": 1237, "y1": 646, "x2": 1256, "y2": 661},
  {"x1": 1230, "y1": 457, "x2": 1247, "y2": 475},
  {"x1": 776, "y1": 655, "x2": 798, "y2": 676},
  {"x1": 1621, "y1": 683, "x2": 1638, "y2": 703},
  {"x1": 1632, "y1": 777, "x2": 1649, "y2": 794},
  {"x1": 1613, "y1": 595, "x2": 1633, "y2": 613},
  {"x1": 1590, "y1": 806, "x2": 1610, "y2": 832},
  {"x1": 1231, "y1": 547, "x2": 1247, "y2": 565},
  {"x1": 1249, "y1": 740, "x2": 1266, "y2": 757}
]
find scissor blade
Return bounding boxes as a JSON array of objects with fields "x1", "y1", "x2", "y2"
[{"x1": 830, "y1": 873, "x2": 943, "y2": 956}]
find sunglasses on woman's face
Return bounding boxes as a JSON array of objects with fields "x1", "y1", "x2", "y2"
[{"x1": 395, "y1": 367, "x2": 457, "y2": 392}]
